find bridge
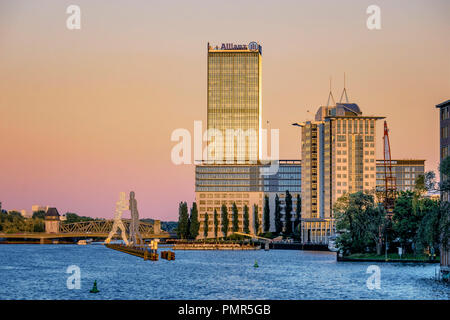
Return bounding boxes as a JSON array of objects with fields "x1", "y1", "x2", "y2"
[
  {"x1": 0, "y1": 219, "x2": 170, "y2": 243},
  {"x1": 232, "y1": 232, "x2": 272, "y2": 242}
]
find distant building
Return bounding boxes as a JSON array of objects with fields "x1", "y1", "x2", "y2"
[
  {"x1": 20, "y1": 210, "x2": 32, "y2": 219},
  {"x1": 44, "y1": 208, "x2": 60, "y2": 233},
  {"x1": 376, "y1": 159, "x2": 425, "y2": 192},
  {"x1": 31, "y1": 205, "x2": 49, "y2": 213}
]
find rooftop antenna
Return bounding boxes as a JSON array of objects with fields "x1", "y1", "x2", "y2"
[
  {"x1": 326, "y1": 77, "x2": 335, "y2": 107},
  {"x1": 339, "y1": 72, "x2": 349, "y2": 103}
]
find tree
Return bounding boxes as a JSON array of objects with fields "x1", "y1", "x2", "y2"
[
  {"x1": 253, "y1": 204, "x2": 260, "y2": 235},
  {"x1": 203, "y1": 212, "x2": 209, "y2": 239},
  {"x1": 243, "y1": 205, "x2": 250, "y2": 234},
  {"x1": 33, "y1": 219, "x2": 45, "y2": 232},
  {"x1": 392, "y1": 191, "x2": 424, "y2": 253},
  {"x1": 32, "y1": 211, "x2": 46, "y2": 220},
  {"x1": 284, "y1": 190, "x2": 293, "y2": 235},
  {"x1": 439, "y1": 156, "x2": 450, "y2": 250},
  {"x1": 415, "y1": 171, "x2": 437, "y2": 194},
  {"x1": 417, "y1": 199, "x2": 441, "y2": 254},
  {"x1": 439, "y1": 155, "x2": 450, "y2": 193},
  {"x1": 177, "y1": 202, "x2": 189, "y2": 239},
  {"x1": 263, "y1": 195, "x2": 270, "y2": 233},
  {"x1": 221, "y1": 204, "x2": 229, "y2": 238},
  {"x1": 439, "y1": 202, "x2": 450, "y2": 251},
  {"x1": 63, "y1": 212, "x2": 96, "y2": 224},
  {"x1": 294, "y1": 194, "x2": 302, "y2": 238},
  {"x1": 334, "y1": 191, "x2": 386, "y2": 255},
  {"x1": 189, "y1": 202, "x2": 200, "y2": 239},
  {"x1": 232, "y1": 202, "x2": 239, "y2": 233},
  {"x1": 274, "y1": 194, "x2": 282, "y2": 234},
  {"x1": 213, "y1": 209, "x2": 219, "y2": 239}
]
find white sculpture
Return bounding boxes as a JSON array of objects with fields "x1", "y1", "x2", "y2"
[
  {"x1": 105, "y1": 192, "x2": 129, "y2": 245},
  {"x1": 129, "y1": 191, "x2": 143, "y2": 245}
]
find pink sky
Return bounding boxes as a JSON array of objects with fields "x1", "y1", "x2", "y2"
[{"x1": 0, "y1": 0, "x2": 449, "y2": 220}]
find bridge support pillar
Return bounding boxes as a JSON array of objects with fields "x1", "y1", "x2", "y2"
[{"x1": 154, "y1": 220, "x2": 161, "y2": 234}]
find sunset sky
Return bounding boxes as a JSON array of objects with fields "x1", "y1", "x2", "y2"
[{"x1": 0, "y1": 0, "x2": 449, "y2": 220}]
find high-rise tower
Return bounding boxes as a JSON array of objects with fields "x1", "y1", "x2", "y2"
[
  {"x1": 207, "y1": 42, "x2": 262, "y2": 163},
  {"x1": 298, "y1": 95, "x2": 384, "y2": 243}
]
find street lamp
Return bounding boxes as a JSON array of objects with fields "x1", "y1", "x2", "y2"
[{"x1": 291, "y1": 123, "x2": 301, "y2": 127}]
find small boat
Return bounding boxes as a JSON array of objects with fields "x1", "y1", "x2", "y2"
[
  {"x1": 327, "y1": 235, "x2": 339, "y2": 252},
  {"x1": 77, "y1": 239, "x2": 93, "y2": 245}
]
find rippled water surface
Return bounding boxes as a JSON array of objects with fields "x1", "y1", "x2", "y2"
[{"x1": 0, "y1": 245, "x2": 448, "y2": 300}]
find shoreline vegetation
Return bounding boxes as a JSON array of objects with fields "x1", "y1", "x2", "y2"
[
  {"x1": 338, "y1": 252, "x2": 440, "y2": 263},
  {"x1": 333, "y1": 157, "x2": 450, "y2": 266}
]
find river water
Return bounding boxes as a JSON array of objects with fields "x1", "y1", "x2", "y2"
[{"x1": 0, "y1": 244, "x2": 448, "y2": 300}]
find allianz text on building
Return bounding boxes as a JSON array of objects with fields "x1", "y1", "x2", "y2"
[{"x1": 297, "y1": 99, "x2": 384, "y2": 243}]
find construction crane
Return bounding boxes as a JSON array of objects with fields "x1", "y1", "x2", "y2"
[{"x1": 382, "y1": 121, "x2": 397, "y2": 217}]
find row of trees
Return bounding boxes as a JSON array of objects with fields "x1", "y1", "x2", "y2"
[
  {"x1": 0, "y1": 211, "x2": 45, "y2": 233},
  {"x1": 177, "y1": 190, "x2": 303, "y2": 239},
  {"x1": 272, "y1": 192, "x2": 302, "y2": 236},
  {"x1": 0, "y1": 210, "x2": 99, "y2": 234},
  {"x1": 335, "y1": 156, "x2": 450, "y2": 256}
]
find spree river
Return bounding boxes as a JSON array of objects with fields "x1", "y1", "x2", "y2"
[{"x1": 0, "y1": 244, "x2": 448, "y2": 300}]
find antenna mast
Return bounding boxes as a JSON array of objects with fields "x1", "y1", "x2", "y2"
[
  {"x1": 339, "y1": 72, "x2": 349, "y2": 103},
  {"x1": 326, "y1": 77, "x2": 335, "y2": 107}
]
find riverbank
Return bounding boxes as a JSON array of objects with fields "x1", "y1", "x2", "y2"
[
  {"x1": 337, "y1": 252, "x2": 440, "y2": 263},
  {"x1": 172, "y1": 243, "x2": 258, "y2": 250}
]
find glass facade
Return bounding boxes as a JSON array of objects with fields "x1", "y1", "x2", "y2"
[
  {"x1": 195, "y1": 161, "x2": 301, "y2": 193},
  {"x1": 376, "y1": 160, "x2": 425, "y2": 192},
  {"x1": 207, "y1": 46, "x2": 262, "y2": 163},
  {"x1": 195, "y1": 161, "x2": 301, "y2": 237}
]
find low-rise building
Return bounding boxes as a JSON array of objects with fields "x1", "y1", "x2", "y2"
[
  {"x1": 31, "y1": 205, "x2": 49, "y2": 213},
  {"x1": 44, "y1": 208, "x2": 60, "y2": 233},
  {"x1": 195, "y1": 160, "x2": 301, "y2": 238},
  {"x1": 376, "y1": 159, "x2": 425, "y2": 192}
]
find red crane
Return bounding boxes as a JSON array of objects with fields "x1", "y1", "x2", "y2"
[{"x1": 382, "y1": 121, "x2": 396, "y2": 216}]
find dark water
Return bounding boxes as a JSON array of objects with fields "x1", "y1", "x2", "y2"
[{"x1": 0, "y1": 244, "x2": 448, "y2": 300}]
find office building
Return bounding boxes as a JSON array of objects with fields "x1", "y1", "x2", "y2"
[
  {"x1": 195, "y1": 160, "x2": 301, "y2": 238},
  {"x1": 263, "y1": 160, "x2": 301, "y2": 233},
  {"x1": 376, "y1": 159, "x2": 425, "y2": 192},
  {"x1": 298, "y1": 100, "x2": 384, "y2": 243},
  {"x1": 207, "y1": 42, "x2": 262, "y2": 163},
  {"x1": 436, "y1": 100, "x2": 450, "y2": 202}
]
